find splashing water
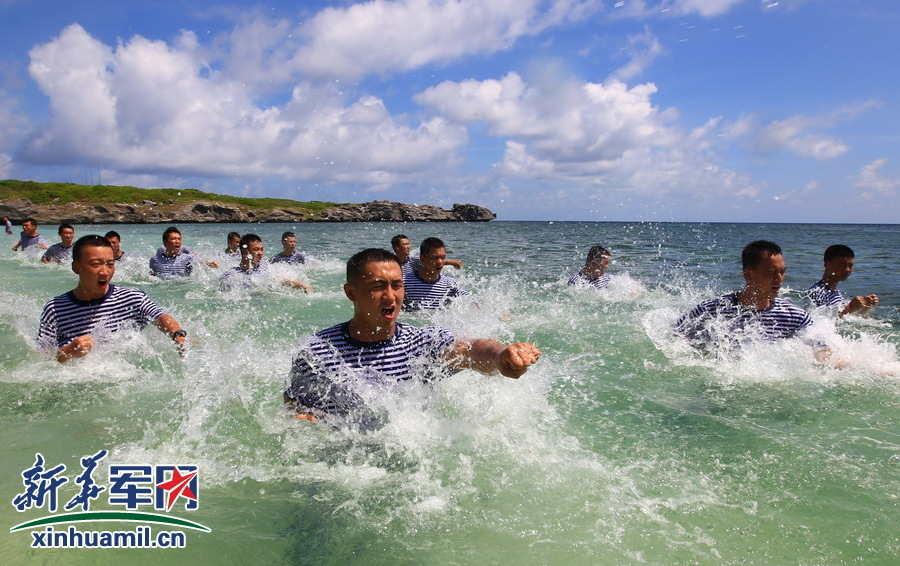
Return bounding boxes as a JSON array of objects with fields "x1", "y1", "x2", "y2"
[{"x1": 0, "y1": 221, "x2": 897, "y2": 564}]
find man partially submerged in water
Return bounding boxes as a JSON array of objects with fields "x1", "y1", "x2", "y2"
[
  {"x1": 674, "y1": 240, "x2": 832, "y2": 362},
  {"x1": 805, "y1": 244, "x2": 879, "y2": 317},
  {"x1": 568, "y1": 245, "x2": 613, "y2": 289},
  {"x1": 283, "y1": 248, "x2": 540, "y2": 429},
  {"x1": 37, "y1": 235, "x2": 188, "y2": 363}
]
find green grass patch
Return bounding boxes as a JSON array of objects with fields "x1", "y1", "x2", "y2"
[{"x1": 0, "y1": 179, "x2": 336, "y2": 212}]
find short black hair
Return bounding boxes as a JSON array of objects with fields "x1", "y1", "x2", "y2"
[
  {"x1": 58, "y1": 223, "x2": 75, "y2": 234},
  {"x1": 281, "y1": 231, "x2": 296, "y2": 241},
  {"x1": 586, "y1": 245, "x2": 611, "y2": 263},
  {"x1": 741, "y1": 240, "x2": 782, "y2": 269},
  {"x1": 824, "y1": 244, "x2": 854, "y2": 263},
  {"x1": 420, "y1": 237, "x2": 445, "y2": 257},
  {"x1": 390, "y1": 234, "x2": 409, "y2": 249},
  {"x1": 104, "y1": 230, "x2": 121, "y2": 240},
  {"x1": 227, "y1": 231, "x2": 241, "y2": 240},
  {"x1": 23, "y1": 217, "x2": 37, "y2": 226},
  {"x1": 162, "y1": 226, "x2": 181, "y2": 242},
  {"x1": 73, "y1": 234, "x2": 112, "y2": 261},
  {"x1": 240, "y1": 233, "x2": 262, "y2": 249},
  {"x1": 346, "y1": 248, "x2": 401, "y2": 283}
]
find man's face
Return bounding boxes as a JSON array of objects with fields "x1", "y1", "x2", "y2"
[
  {"x1": 164, "y1": 232, "x2": 182, "y2": 254},
  {"x1": 743, "y1": 253, "x2": 786, "y2": 299},
  {"x1": 283, "y1": 236, "x2": 297, "y2": 253},
  {"x1": 420, "y1": 246, "x2": 446, "y2": 274},
  {"x1": 392, "y1": 238, "x2": 411, "y2": 261},
  {"x1": 344, "y1": 260, "x2": 404, "y2": 327},
  {"x1": 243, "y1": 240, "x2": 265, "y2": 266},
  {"x1": 228, "y1": 235, "x2": 240, "y2": 250},
  {"x1": 588, "y1": 254, "x2": 611, "y2": 274},
  {"x1": 23, "y1": 221, "x2": 37, "y2": 236},
  {"x1": 107, "y1": 236, "x2": 121, "y2": 256},
  {"x1": 825, "y1": 256, "x2": 854, "y2": 282},
  {"x1": 59, "y1": 228, "x2": 75, "y2": 247},
  {"x1": 73, "y1": 245, "x2": 116, "y2": 296}
]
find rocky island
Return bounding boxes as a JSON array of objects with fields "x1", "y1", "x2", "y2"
[{"x1": 0, "y1": 180, "x2": 496, "y2": 223}]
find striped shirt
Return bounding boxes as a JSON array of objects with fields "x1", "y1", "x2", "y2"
[
  {"x1": 285, "y1": 322, "x2": 455, "y2": 424},
  {"x1": 37, "y1": 285, "x2": 166, "y2": 349},
  {"x1": 805, "y1": 280, "x2": 844, "y2": 308},
  {"x1": 42, "y1": 243, "x2": 73, "y2": 263},
  {"x1": 674, "y1": 292, "x2": 813, "y2": 345},
  {"x1": 149, "y1": 247, "x2": 194, "y2": 278},
  {"x1": 402, "y1": 269, "x2": 467, "y2": 311},
  {"x1": 17, "y1": 232, "x2": 48, "y2": 250},
  {"x1": 270, "y1": 251, "x2": 307, "y2": 264},
  {"x1": 219, "y1": 262, "x2": 269, "y2": 291},
  {"x1": 567, "y1": 272, "x2": 610, "y2": 289},
  {"x1": 399, "y1": 255, "x2": 421, "y2": 276}
]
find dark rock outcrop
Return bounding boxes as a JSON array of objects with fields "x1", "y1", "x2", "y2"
[{"x1": 0, "y1": 198, "x2": 495, "y2": 224}]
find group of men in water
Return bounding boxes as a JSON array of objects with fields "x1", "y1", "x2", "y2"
[{"x1": 7, "y1": 217, "x2": 880, "y2": 427}]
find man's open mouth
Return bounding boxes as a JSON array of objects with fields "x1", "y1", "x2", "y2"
[{"x1": 381, "y1": 305, "x2": 397, "y2": 317}]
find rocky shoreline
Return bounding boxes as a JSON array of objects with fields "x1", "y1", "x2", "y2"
[{"x1": 0, "y1": 198, "x2": 496, "y2": 224}]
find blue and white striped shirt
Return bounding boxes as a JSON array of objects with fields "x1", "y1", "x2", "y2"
[
  {"x1": 674, "y1": 292, "x2": 813, "y2": 345},
  {"x1": 402, "y1": 270, "x2": 467, "y2": 311},
  {"x1": 37, "y1": 285, "x2": 167, "y2": 349},
  {"x1": 17, "y1": 232, "x2": 48, "y2": 250},
  {"x1": 41, "y1": 243, "x2": 73, "y2": 263},
  {"x1": 285, "y1": 322, "x2": 455, "y2": 424},
  {"x1": 270, "y1": 251, "x2": 306, "y2": 264},
  {"x1": 805, "y1": 280, "x2": 844, "y2": 308},
  {"x1": 567, "y1": 272, "x2": 610, "y2": 289},
  {"x1": 149, "y1": 247, "x2": 194, "y2": 278},
  {"x1": 400, "y1": 255, "x2": 421, "y2": 276},
  {"x1": 219, "y1": 262, "x2": 269, "y2": 291}
]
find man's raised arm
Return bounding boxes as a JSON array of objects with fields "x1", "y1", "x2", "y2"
[{"x1": 445, "y1": 339, "x2": 541, "y2": 378}]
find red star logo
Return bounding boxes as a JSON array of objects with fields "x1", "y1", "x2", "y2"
[{"x1": 155, "y1": 467, "x2": 198, "y2": 512}]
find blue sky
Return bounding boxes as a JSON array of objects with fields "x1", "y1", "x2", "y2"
[{"x1": 1, "y1": 0, "x2": 898, "y2": 222}]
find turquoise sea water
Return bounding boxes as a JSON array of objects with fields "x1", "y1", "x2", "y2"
[{"x1": 0, "y1": 221, "x2": 897, "y2": 565}]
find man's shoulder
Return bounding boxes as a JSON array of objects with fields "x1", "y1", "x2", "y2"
[{"x1": 772, "y1": 296, "x2": 809, "y2": 315}]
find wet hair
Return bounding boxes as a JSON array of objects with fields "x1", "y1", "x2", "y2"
[
  {"x1": 390, "y1": 234, "x2": 409, "y2": 249},
  {"x1": 240, "y1": 233, "x2": 262, "y2": 249},
  {"x1": 586, "y1": 245, "x2": 611, "y2": 263},
  {"x1": 73, "y1": 234, "x2": 112, "y2": 261},
  {"x1": 346, "y1": 248, "x2": 401, "y2": 283},
  {"x1": 104, "y1": 230, "x2": 121, "y2": 241},
  {"x1": 162, "y1": 226, "x2": 182, "y2": 242},
  {"x1": 419, "y1": 237, "x2": 445, "y2": 257},
  {"x1": 824, "y1": 244, "x2": 854, "y2": 263},
  {"x1": 741, "y1": 240, "x2": 782, "y2": 269},
  {"x1": 58, "y1": 223, "x2": 75, "y2": 235},
  {"x1": 281, "y1": 231, "x2": 296, "y2": 241},
  {"x1": 227, "y1": 231, "x2": 240, "y2": 241},
  {"x1": 23, "y1": 217, "x2": 37, "y2": 226}
]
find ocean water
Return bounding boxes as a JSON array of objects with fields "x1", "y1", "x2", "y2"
[{"x1": 0, "y1": 221, "x2": 897, "y2": 565}]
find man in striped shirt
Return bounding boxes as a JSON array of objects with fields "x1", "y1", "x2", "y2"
[
  {"x1": 220, "y1": 233, "x2": 313, "y2": 292},
  {"x1": 38, "y1": 235, "x2": 187, "y2": 363},
  {"x1": 806, "y1": 245, "x2": 878, "y2": 317},
  {"x1": 568, "y1": 245, "x2": 612, "y2": 289},
  {"x1": 149, "y1": 226, "x2": 219, "y2": 278},
  {"x1": 270, "y1": 231, "x2": 307, "y2": 264},
  {"x1": 674, "y1": 241, "x2": 825, "y2": 355},
  {"x1": 105, "y1": 231, "x2": 125, "y2": 261},
  {"x1": 391, "y1": 234, "x2": 463, "y2": 276},
  {"x1": 11, "y1": 218, "x2": 49, "y2": 252},
  {"x1": 41, "y1": 224, "x2": 76, "y2": 264},
  {"x1": 402, "y1": 237, "x2": 467, "y2": 311},
  {"x1": 284, "y1": 248, "x2": 540, "y2": 428}
]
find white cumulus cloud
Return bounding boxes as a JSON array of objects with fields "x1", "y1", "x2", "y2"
[
  {"x1": 22, "y1": 24, "x2": 467, "y2": 187},
  {"x1": 855, "y1": 158, "x2": 899, "y2": 197},
  {"x1": 416, "y1": 69, "x2": 756, "y2": 197}
]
